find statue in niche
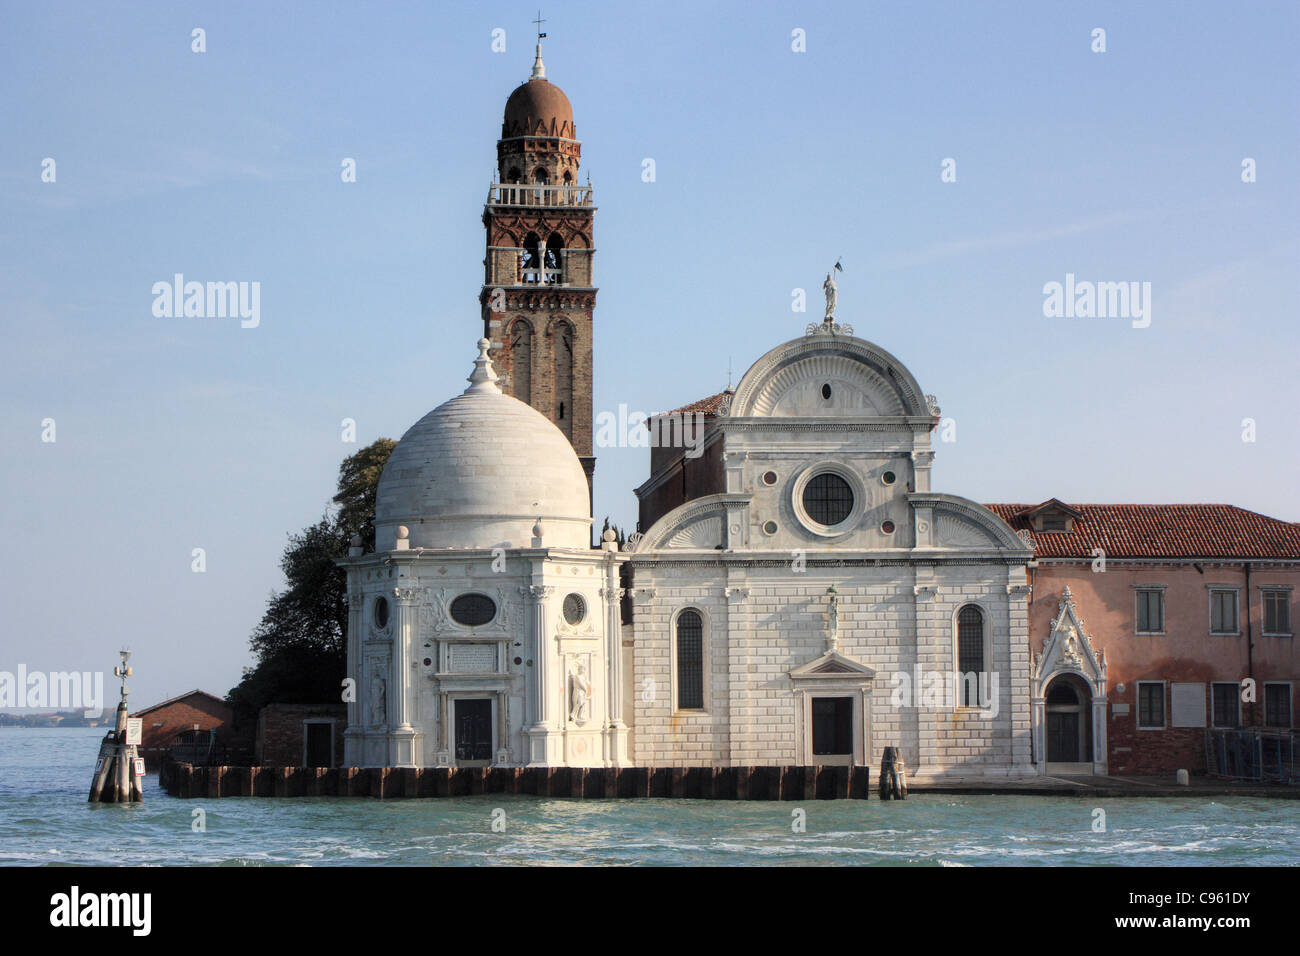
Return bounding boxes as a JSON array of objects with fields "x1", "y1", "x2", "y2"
[
  {"x1": 569, "y1": 662, "x2": 591, "y2": 725},
  {"x1": 826, "y1": 585, "x2": 840, "y2": 652},
  {"x1": 368, "y1": 666, "x2": 387, "y2": 726}
]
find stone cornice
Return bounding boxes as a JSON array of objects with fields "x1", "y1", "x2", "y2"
[
  {"x1": 625, "y1": 553, "x2": 1029, "y2": 569},
  {"x1": 720, "y1": 419, "x2": 938, "y2": 432}
]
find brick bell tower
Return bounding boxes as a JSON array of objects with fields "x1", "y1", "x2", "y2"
[{"x1": 480, "y1": 30, "x2": 596, "y2": 501}]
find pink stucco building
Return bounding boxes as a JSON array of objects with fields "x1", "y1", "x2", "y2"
[{"x1": 989, "y1": 500, "x2": 1299, "y2": 775}]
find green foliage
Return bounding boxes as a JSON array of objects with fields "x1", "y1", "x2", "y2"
[
  {"x1": 333, "y1": 437, "x2": 397, "y2": 551},
  {"x1": 227, "y1": 439, "x2": 395, "y2": 736}
]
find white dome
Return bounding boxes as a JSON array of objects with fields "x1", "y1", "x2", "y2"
[{"x1": 374, "y1": 339, "x2": 591, "y2": 551}]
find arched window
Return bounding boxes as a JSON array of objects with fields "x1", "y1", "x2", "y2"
[
  {"x1": 521, "y1": 232, "x2": 541, "y2": 282},
  {"x1": 676, "y1": 609, "x2": 704, "y2": 709},
  {"x1": 509, "y1": 320, "x2": 533, "y2": 404},
  {"x1": 553, "y1": 321, "x2": 574, "y2": 438},
  {"x1": 957, "y1": 604, "x2": 985, "y2": 705},
  {"x1": 532, "y1": 167, "x2": 549, "y2": 184},
  {"x1": 545, "y1": 233, "x2": 563, "y2": 283}
]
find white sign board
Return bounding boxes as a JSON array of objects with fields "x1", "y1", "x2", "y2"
[
  {"x1": 133, "y1": 757, "x2": 145, "y2": 777},
  {"x1": 125, "y1": 717, "x2": 143, "y2": 746}
]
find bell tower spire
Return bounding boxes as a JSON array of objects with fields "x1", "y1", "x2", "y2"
[{"x1": 480, "y1": 27, "x2": 597, "y2": 503}]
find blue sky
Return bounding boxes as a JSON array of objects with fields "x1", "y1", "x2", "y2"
[{"x1": 2, "y1": 1, "x2": 1296, "y2": 706}]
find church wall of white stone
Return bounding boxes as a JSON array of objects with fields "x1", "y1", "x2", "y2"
[{"x1": 629, "y1": 562, "x2": 1032, "y2": 775}]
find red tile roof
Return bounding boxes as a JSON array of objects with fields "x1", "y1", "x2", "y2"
[
  {"x1": 985, "y1": 503, "x2": 1300, "y2": 560},
  {"x1": 665, "y1": 389, "x2": 732, "y2": 416}
]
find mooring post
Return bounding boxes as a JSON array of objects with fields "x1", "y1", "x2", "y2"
[
  {"x1": 88, "y1": 649, "x2": 143, "y2": 804},
  {"x1": 878, "y1": 746, "x2": 907, "y2": 800}
]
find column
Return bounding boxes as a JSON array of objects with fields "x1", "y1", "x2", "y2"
[
  {"x1": 601, "y1": 558, "x2": 628, "y2": 765},
  {"x1": 389, "y1": 585, "x2": 419, "y2": 767},
  {"x1": 343, "y1": 581, "x2": 363, "y2": 765}
]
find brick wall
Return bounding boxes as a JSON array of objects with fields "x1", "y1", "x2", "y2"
[
  {"x1": 257, "y1": 704, "x2": 347, "y2": 767},
  {"x1": 133, "y1": 693, "x2": 232, "y2": 768}
]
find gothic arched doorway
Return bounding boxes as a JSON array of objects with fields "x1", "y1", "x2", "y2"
[{"x1": 1045, "y1": 674, "x2": 1092, "y2": 764}]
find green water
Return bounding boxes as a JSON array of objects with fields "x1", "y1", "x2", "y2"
[{"x1": 1, "y1": 729, "x2": 1295, "y2": 866}]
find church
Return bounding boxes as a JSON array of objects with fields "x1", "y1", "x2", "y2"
[{"x1": 339, "y1": 38, "x2": 1051, "y2": 781}]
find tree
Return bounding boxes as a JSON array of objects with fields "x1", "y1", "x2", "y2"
[
  {"x1": 227, "y1": 439, "x2": 396, "y2": 737},
  {"x1": 333, "y1": 438, "x2": 397, "y2": 550}
]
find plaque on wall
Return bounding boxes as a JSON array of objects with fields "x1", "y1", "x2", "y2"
[
  {"x1": 1170, "y1": 682, "x2": 1206, "y2": 728},
  {"x1": 449, "y1": 643, "x2": 497, "y2": 673}
]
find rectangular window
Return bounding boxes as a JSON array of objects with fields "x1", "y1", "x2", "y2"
[
  {"x1": 1263, "y1": 590, "x2": 1292, "y2": 635},
  {"x1": 1264, "y1": 684, "x2": 1292, "y2": 728},
  {"x1": 1211, "y1": 682, "x2": 1240, "y2": 728},
  {"x1": 1209, "y1": 589, "x2": 1238, "y2": 634},
  {"x1": 1137, "y1": 682, "x2": 1165, "y2": 729},
  {"x1": 1136, "y1": 589, "x2": 1164, "y2": 633}
]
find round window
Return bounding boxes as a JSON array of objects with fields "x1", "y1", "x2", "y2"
[
  {"x1": 762, "y1": 520, "x2": 779, "y2": 535},
  {"x1": 881, "y1": 520, "x2": 896, "y2": 534},
  {"x1": 449, "y1": 593, "x2": 496, "y2": 627},
  {"x1": 802, "y1": 472, "x2": 854, "y2": 526},
  {"x1": 373, "y1": 596, "x2": 389, "y2": 629},
  {"x1": 562, "y1": 593, "x2": 586, "y2": 625},
  {"x1": 762, "y1": 470, "x2": 778, "y2": 486},
  {"x1": 882, "y1": 471, "x2": 896, "y2": 485},
  {"x1": 821, "y1": 383, "x2": 832, "y2": 400}
]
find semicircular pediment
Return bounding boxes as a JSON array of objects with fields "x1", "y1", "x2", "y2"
[
  {"x1": 758, "y1": 354, "x2": 904, "y2": 417},
  {"x1": 728, "y1": 335, "x2": 930, "y2": 419}
]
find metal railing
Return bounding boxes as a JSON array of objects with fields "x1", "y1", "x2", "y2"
[
  {"x1": 1205, "y1": 728, "x2": 1296, "y2": 783},
  {"x1": 487, "y1": 183, "x2": 593, "y2": 207}
]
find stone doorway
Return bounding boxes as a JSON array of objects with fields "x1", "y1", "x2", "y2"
[
  {"x1": 454, "y1": 698, "x2": 493, "y2": 766},
  {"x1": 1045, "y1": 675, "x2": 1092, "y2": 771}
]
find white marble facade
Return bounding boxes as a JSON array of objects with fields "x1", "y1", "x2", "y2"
[
  {"x1": 341, "y1": 340, "x2": 628, "y2": 769},
  {"x1": 626, "y1": 331, "x2": 1036, "y2": 779},
  {"x1": 343, "y1": 331, "x2": 1036, "y2": 779}
]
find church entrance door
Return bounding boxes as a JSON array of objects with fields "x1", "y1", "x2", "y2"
[
  {"x1": 455, "y1": 698, "x2": 493, "y2": 764},
  {"x1": 811, "y1": 696, "x2": 853, "y2": 766}
]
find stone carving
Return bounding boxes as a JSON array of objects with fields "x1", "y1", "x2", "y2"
[
  {"x1": 924, "y1": 394, "x2": 941, "y2": 417},
  {"x1": 368, "y1": 666, "x2": 386, "y2": 727},
  {"x1": 420, "y1": 589, "x2": 450, "y2": 633},
  {"x1": 569, "y1": 662, "x2": 592, "y2": 725},
  {"x1": 826, "y1": 585, "x2": 840, "y2": 652},
  {"x1": 624, "y1": 531, "x2": 644, "y2": 550},
  {"x1": 805, "y1": 319, "x2": 854, "y2": 336},
  {"x1": 823, "y1": 272, "x2": 838, "y2": 320}
]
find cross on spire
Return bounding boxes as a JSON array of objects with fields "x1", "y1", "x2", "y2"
[{"x1": 530, "y1": 11, "x2": 548, "y2": 79}]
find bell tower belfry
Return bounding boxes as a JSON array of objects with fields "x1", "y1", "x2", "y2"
[{"x1": 480, "y1": 28, "x2": 596, "y2": 494}]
